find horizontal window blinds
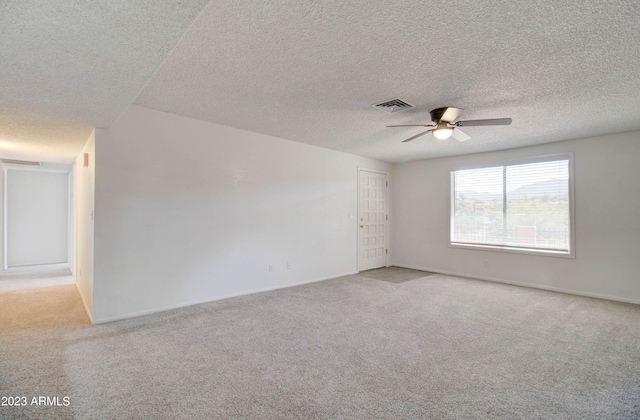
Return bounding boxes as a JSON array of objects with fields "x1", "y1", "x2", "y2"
[{"x1": 452, "y1": 158, "x2": 570, "y2": 252}]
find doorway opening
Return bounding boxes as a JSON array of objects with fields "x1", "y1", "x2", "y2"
[{"x1": 1, "y1": 162, "x2": 73, "y2": 284}]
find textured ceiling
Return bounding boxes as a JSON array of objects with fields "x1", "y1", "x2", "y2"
[
  {"x1": 0, "y1": 114, "x2": 92, "y2": 165},
  {"x1": 3, "y1": 1, "x2": 640, "y2": 164},
  {"x1": 136, "y1": 0, "x2": 640, "y2": 163},
  {"x1": 0, "y1": 0, "x2": 209, "y2": 163}
]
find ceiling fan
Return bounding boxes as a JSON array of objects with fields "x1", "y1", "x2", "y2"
[{"x1": 387, "y1": 107, "x2": 512, "y2": 143}]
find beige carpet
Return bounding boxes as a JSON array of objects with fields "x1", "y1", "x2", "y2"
[
  {"x1": 0, "y1": 266, "x2": 74, "y2": 292},
  {"x1": 0, "y1": 284, "x2": 89, "y2": 332},
  {"x1": 1, "y1": 269, "x2": 639, "y2": 419},
  {"x1": 357, "y1": 266, "x2": 435, "y2": 283}
]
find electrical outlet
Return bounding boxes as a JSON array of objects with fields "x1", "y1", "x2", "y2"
[
  {"x1": 286, "y1": 262, "x2": 291, "y2": 270},
  {"x1": 268, "y1": 264, "x2": 273, "y2": 272}
]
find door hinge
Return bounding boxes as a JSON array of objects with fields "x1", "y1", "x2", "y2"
[
  {"x1": 386, "y1": 181, "x2": 388, "y2": 187},
  {"x1": 386, "y1": 249, "x2": 388, "y2": 254},
  {"x1": 386, "y1": 214, "x2": 388, "y2": 221}
]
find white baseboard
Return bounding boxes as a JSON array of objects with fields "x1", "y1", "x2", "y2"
[
  {"x1": 393, "y1": 263, "x2": 640, "y2": 306},
  {"x1": 92, "y1": 271, "x2": 358, "y2": 324}
]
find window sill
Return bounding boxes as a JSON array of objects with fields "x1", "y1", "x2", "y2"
[{"x1": 449, "y1": 242, "x2": 575, "y2": 259}]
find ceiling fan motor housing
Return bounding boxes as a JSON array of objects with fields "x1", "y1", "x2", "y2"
[{"x1": 430, "y1": 107, "x2": 449, "y2": 123}]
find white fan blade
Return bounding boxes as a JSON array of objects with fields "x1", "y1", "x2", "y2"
[
  {"x1": 452, "y1": 128, "x2": 471, "y2": 142},
  {"x1": 387, "y1": 124, "x2": 435, "y2": 128},
  {"x1": 402, "y1": 129, "x2": 434, "y2": 142},
  {"x1": 441, "y1": 107, "x2": 464, "y2": 122},
  {"x1": 456, "y1": 118, "x2": 512, "y2": 127}
]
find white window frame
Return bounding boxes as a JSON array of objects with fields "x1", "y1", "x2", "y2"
[{"x1": 449, "y1": 153, "x2": 575, "y2": 258}]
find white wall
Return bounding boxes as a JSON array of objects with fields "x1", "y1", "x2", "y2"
[
  {"x1": 391, "y1": 130, "x2": 640, "y2": 303},
  {"x1": 4, "y1": 167, "x2": 69, "y2": 267},
  {"x1": 92, "y1": 105, "x2": 389, "y2": 322},
  {"x1": 74, "y1": 131, "x2": 95, "y2": 320}
]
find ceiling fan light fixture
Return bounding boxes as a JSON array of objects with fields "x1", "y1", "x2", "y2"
[{"x1": 432, "y1": 127, "x2": 453, "y2": 140}]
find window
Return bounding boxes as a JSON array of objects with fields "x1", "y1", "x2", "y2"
[{"x1": 450, "y1": 155, "x2": 573, "y2": 256}]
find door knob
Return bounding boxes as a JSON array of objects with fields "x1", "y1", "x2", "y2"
[{"x1": 360, "y1": 224, "x2": 364, "y2": 228}]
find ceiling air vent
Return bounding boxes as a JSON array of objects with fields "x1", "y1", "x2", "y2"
[
  {"x1": 1, "y1": 159, "x2": 42, "y2": 166},
  {"x1": 373, "y1": 98, "x2": 413, "y2": 113}
]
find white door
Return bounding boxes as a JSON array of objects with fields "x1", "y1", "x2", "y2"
[
  {"x1": 358, "y1": 169, "x2": 387, "y2": 271},
  {"x1": 5, "y1": 168, "x2": 70, "y2": 267}
]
